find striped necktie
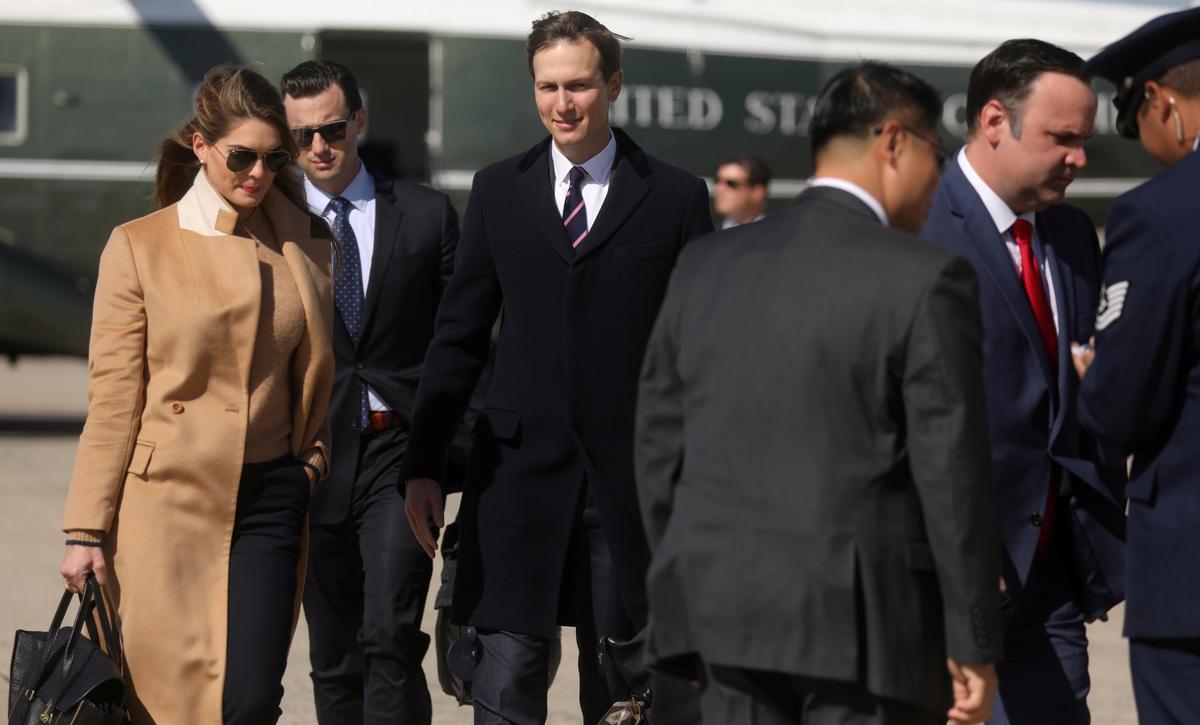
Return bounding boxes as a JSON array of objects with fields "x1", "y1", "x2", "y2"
[{"x1": 562, "y1": 166, "x2": 589, "y2": 253}]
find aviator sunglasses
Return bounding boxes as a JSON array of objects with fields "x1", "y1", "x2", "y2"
[
  {"x1": 290, "y1": 118, "x2": 351, "y2": 148},
  {"x1": 212, "y1": 145, "x2": 291, "y2": 173}
]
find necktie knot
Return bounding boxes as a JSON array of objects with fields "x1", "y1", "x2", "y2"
[
  {"x1": 1011, "y1": 218, "x2": 1033, "y2": 248},
  {"x1": 568, "y1": 166, "x2": 587, "y2": 192},
  {"x1": 329, "y1": 196, "x2": 351, "y2": 218}
]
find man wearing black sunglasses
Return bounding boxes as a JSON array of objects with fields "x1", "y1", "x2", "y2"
[
  {"x1": 713, "y1": 152, "x2": 770, "y2": 229},
  {"x1": 281, "y1": 60, "x2": 460, "y2": 725}
]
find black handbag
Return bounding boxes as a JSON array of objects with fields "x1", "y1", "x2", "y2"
[{"x1": 8, "y1": 574, "x2": 127, "y2": 725}]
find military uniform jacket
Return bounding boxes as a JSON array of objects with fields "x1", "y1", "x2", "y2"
[
  {"x1": 403, "y1": 129, "x2": 713, "y2": 637},
  {"x1": 1079, "y1": 149, "x2": 1200, "y2": 638}
]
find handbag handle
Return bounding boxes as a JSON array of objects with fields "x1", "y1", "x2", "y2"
[
  {"x1": 44, "y1": 587, "x2": 74, "y2": 635},
  {"x1": 85, "y1": 573, "x2": 123, "y2": 672},
  {"x1": 57, "y1": 577, "x2": 101, "y2": 680}
]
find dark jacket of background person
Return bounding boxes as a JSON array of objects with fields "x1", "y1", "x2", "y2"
[
  {"x1": 634, "y1": 186, "x2": 1002, "y2": 715},
  {"x1": 402, "y1": 128, "x2": 713, "y2": 637}
]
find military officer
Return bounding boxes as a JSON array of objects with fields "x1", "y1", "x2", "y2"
[{"x1": 1076, "y1": 7, "x2": 1200, "y2": 722}]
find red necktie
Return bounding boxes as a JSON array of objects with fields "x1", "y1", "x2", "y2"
[
  {"x1": 1012, "y1": 218, "x2": 1059, "y2": 554},
  {"x1": 1012, "y1": 219, "x2": 1058, "y2": 366}
]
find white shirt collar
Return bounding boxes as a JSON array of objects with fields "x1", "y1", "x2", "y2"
[
  {"x1": 808, "y1": 177, "x2": 888, "y2": 226},
  {"x1": 957, "y1": 148, "x2": 1035, "y2": 234},
  {"x1": 304, "y1": 161, "x2": 373, "y2": 216},
  {"x1": 550, "y1": 131, "x2": 617, "y2": 187},
  {"x1": 722, "y1": 213, "x2": 766, "y2": 230}
]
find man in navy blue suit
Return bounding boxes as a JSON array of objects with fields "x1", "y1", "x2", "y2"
[
  {"x1": 921, "y1": 39, "x2": 1126, "y2": 724},
  {"x1": 1077, "y1": 8, "x2": 1200, "y2": 722}
]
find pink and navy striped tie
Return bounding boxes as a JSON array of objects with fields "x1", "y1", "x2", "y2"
[{"x1": 562, "y1": 166, "x2": 588, "y2": 253}]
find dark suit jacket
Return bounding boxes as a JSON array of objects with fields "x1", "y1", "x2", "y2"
[
  {"x1": 635, "y1": 186, "x2": 1001, "y2": 714},
  {"x1": 1079, "y1": 150, "x2": 1200, "y2": 638},
  {"x1": 921, "y1": 160, "x2": 1125, "y2": 618},
  {"x1": 402, "y1": 129, "x2": 713, "y2": 637},
  {"x1": 311, "y1": 170, "x2": 459, "y2": 525}
]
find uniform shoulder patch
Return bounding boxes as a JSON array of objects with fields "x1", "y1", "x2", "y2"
[{"x1": 1095, "y1": 281, "x2": 1130, "y2": 331}]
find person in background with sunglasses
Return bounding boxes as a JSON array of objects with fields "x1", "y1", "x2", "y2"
[
  {"x1": 58, "y1": 64, "x2": 335, "y2": 725},
  {"x1": 713, "y1": 152, "x2": 770, "y2": 229},
  {"x1": 280, "y1": 59, "x2": 460, "y2": 725},
  {"x1": 920, "y1": 39, "x2": 1127, "y2": 725}
]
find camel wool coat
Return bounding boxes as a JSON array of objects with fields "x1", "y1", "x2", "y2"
[{"x1": 62, "y1": 169, "x2": 334, "y2": 724}]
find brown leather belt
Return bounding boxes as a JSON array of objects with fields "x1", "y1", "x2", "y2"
[{"x1": 366, "y1": 410, "x2": 408, "y2": 434}]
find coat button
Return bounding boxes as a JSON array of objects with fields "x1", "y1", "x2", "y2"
[
  {"x1": 1030, "y1": 513, "x2": 1043, "y2": 527},
  {"x1": 354, "y1": 362, "x2": 364, "y2": 371},
  {"x1": 170, "y1": 402, "x2": 184, "y2": 414}
]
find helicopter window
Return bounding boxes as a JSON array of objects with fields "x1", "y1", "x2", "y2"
[{"x1": 0, "y1": 66, "x2": 27, "y2": 145}]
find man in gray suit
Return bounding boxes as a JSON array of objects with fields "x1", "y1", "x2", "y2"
[{"x1": 635, "y1": 61, "x2": 1002, "y2": 724}]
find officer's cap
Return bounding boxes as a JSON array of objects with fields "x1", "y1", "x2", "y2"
[{"x1": 1085, "y1": 7, "x2": 1200, "y2": 139}]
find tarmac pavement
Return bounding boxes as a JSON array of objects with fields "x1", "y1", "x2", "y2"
[{"x1": 0, "y1": 358, "x2": 1136, "y2": 723}]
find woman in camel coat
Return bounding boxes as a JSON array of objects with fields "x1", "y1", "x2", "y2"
[{"x1": 59, "y1": 65, "x2": 334, "y2": 724}]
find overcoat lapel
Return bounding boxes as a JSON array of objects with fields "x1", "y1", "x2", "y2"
[
  {"x1": 516, "y1": 140, "x2": 575, "y2": 265},
  {"x1": 263, "y1": 188, "x2": 334, "y2": 454},
  {"x1": 574, "y1": 151, "x2": 649, "y2": 259},
  {"x1": 179, "y1": 229, "x2": 260, "y2": 392}
]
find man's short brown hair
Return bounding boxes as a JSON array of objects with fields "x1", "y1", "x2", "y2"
[{"x1": 526, "y1": 10, "x2": 627, "y2": 81}]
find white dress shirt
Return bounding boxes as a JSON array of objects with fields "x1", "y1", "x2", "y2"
[
  {"x1": 957, "y1": 149, "x2": 1059, "y2": 332},
  {"x1": 808, "y1": 177, "x2": 889, "y2": 226},
  {"x1": 551, "y1": 131, "x2": 617, "y2": 228},
  {"x1": 304, "y1": 162, "x2": 391, "y2": 412}
]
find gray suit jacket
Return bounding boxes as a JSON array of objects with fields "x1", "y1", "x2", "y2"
[{"x1": 634, "y1": 186, "x2": 1002, "y2": 714}]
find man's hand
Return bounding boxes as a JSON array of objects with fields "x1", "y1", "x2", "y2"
[
  {"x1": 404, "y1": 477, "x2": 445, "y2": 559},
  {"x1": 946, "y1": 658, "x2": 997, "y2": 724},
  {"x1": 60, "y1": 545, "x2": 107, "y2": 593},
  {"x1": 1071, "y1": 337, "x2": 1096, "y2": 380}
]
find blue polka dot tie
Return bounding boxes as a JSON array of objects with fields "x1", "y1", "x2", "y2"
[
  {"x1": 329, "y1": 196, "x2": 369, "y2": 429},
  {"x1": 562, "y1": 166, "x2": 588, "y2": 254}
]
